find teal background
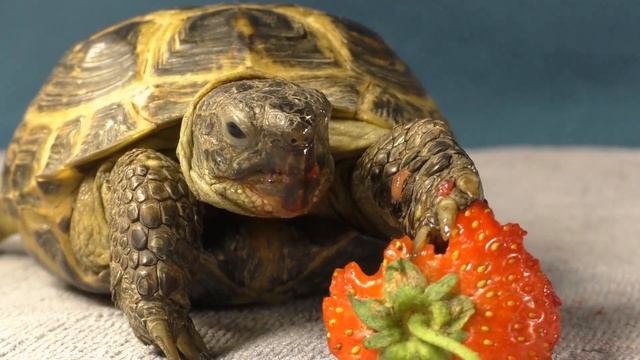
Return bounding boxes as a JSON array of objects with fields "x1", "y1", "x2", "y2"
[{"x1": 1, "y1": 0, "x2": 639, "y2": 148}]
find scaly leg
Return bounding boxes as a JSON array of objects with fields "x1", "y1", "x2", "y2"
[
  {"x1": 0, "y1": 160, "x2": 18, "y2": 241},
  {"x1": 0, "y1": 210, "x2": 17, "y2": 241},
  {"x1": 105, "y1": 149, "x2": 209, "y2": 359},
  {"x1": 352, "y1": 117, "x2": 483, "y2": 250}
]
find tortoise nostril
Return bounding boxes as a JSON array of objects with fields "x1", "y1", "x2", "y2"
[{"x1": 286, "y1": 133, "x2": 307, "y2": 147}]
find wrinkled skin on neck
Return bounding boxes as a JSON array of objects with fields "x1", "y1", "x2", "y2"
[{"x1": 178, "y1": 79, "x2": 334, "y2": 218}]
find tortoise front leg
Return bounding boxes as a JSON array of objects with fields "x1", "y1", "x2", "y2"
[
  {"x1": 105, "y1": 149, "x2": 209, "y2": 360},
  {"x1": 352, "y1": 117, "x2": 483, "y2": 249}
]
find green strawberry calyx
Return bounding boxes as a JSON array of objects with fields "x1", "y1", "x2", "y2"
[{"x1": 350, "y1": 259, "x2": 480, "y2": 360}]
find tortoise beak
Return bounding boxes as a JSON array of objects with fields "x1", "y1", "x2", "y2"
[
  {"x1": 252, "y1": 144, "x2": 320, "y2": 213},
  {"x1": 279, "y1": 145, "x2": 321, "y2": 212}
]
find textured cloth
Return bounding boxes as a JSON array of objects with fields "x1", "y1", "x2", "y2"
[{"x1": 1, "y1": 147, "x2": 639, "y2": 360}]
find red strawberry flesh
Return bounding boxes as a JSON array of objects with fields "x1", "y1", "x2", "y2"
[{"x1": 323, "y1": 201, "x2": 561, "y2": 360}]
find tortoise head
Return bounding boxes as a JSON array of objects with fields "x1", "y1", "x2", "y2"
[{"x1": 178, "y1": 79, "x2": 334, "y2": 217}]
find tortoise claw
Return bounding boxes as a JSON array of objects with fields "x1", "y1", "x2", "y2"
[
  {"x1": 436, "y1": 197, "x2": 458, "y2": 241},
  {"x1": 147, "y1": 316, "x2": 211, "y2": 360},
  {"x1": 411, "y1": 195, "x2": 457, "y2": 254},
  {"x1": 410, "y1": 171, "x2": 482, "y2": 255},
  {"x1": 413, "y1": 225, "x2": 430, "y2": 254},
  {"x1": 177, "y1": 321, "x2": 211, "y2": 360},
  {"x1": 456, "y1": 171, "x2": 481, "y2": 199},
  {"x1": 148, "y1": 319, "x2": 181, "y2": 360}
]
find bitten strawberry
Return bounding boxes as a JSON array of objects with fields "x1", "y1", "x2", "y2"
[
  {"x1": 322, "y1": 232, "x2": 479, "y2": 360},
  {"x1": 323, "y1": 262, "x2": 383, "y2": 360},
  {"x1": 322, "y1": 201, "x2": 561, "y2": 360},
  {"x1": 414, "y1": 201, "x2": 561, "y2": 358}
]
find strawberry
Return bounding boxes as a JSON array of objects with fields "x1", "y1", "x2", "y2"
[
  {"x1": 323, "y1": 262, "x2": 382, "y2": 360},
  {"x1": 322, "y1": 201, "x2": 561, "y2": 360},
  {"x1": 322, "y1": 239, "x2": 417, "y2": 360},
  {"x1": 322, "y1": 232, "x2": 479, "y2": 360},
  {"x1": 413, "y1": 201, "x2": 562, "y2": 358}
]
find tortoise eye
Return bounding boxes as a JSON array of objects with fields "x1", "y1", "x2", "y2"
[{"x1": 225, "y1": 121, "x2": 247, "y2": 139}]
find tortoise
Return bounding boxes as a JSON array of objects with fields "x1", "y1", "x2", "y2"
[{"x1": 0, "y1": 4, "x2": 482, "y2": 359}]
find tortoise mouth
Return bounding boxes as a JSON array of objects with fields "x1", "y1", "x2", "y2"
[
  {"x1": 214, "y1": 181, "x2": 323, "y2": 218},
  {"x1": 239, "y1": 162, "x2": 329, "y2": 217},
  {"x1": 217, "y1": 147, "x2": 334, "y2": 217},
  {"x1": 196, "y1": 150, "x2": 334, "y2": 218}
]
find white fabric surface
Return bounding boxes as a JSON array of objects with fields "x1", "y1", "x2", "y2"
[{"x1": 1, "y1": 147, "x2": 639, "y2": 360}]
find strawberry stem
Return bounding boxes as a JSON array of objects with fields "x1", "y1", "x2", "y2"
[{"x1": 407, "y1": 313, "x2": 480, "y2": 360}]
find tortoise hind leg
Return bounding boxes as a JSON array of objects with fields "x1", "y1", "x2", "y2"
[
  {"x1": 0, "y1": 166, "x2": 17, "y2": 241},
  {"x1": 105, "y1": 149, "x2": 210, "y2": 360},
  {"x1": 68, "y1": 163, "x2": 112, "y2": 282},
  {"x1": 0, "y1": 211, "x2": 17, "y2": 241}
]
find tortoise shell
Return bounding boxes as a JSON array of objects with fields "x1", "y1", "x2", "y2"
[{"x1": 1, "y1": 4, "x2": 438, "y2": 291}]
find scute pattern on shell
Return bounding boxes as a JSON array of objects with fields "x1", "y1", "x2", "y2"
[
  {"x1": 333, "y1": 16, "x2": 424, "y2": 94},
  {"x1": 157, "y1": 8, "x2": 249, "y2": 75},
  {"x1": 76, "y1": 104, "x2": 136, "y2": 162},
  {"x1": 42, "y1": 118, "x2": 82, "y2": 175},
  {"x1": 23, "y1": 4, "x2": 432, "y2": 179},
  {"x1": 2, "y1": 3, "x2": 437, "y2": 290},
  {"x1": 35, "y1": 21, "x2": 143, "y2": 111}
]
